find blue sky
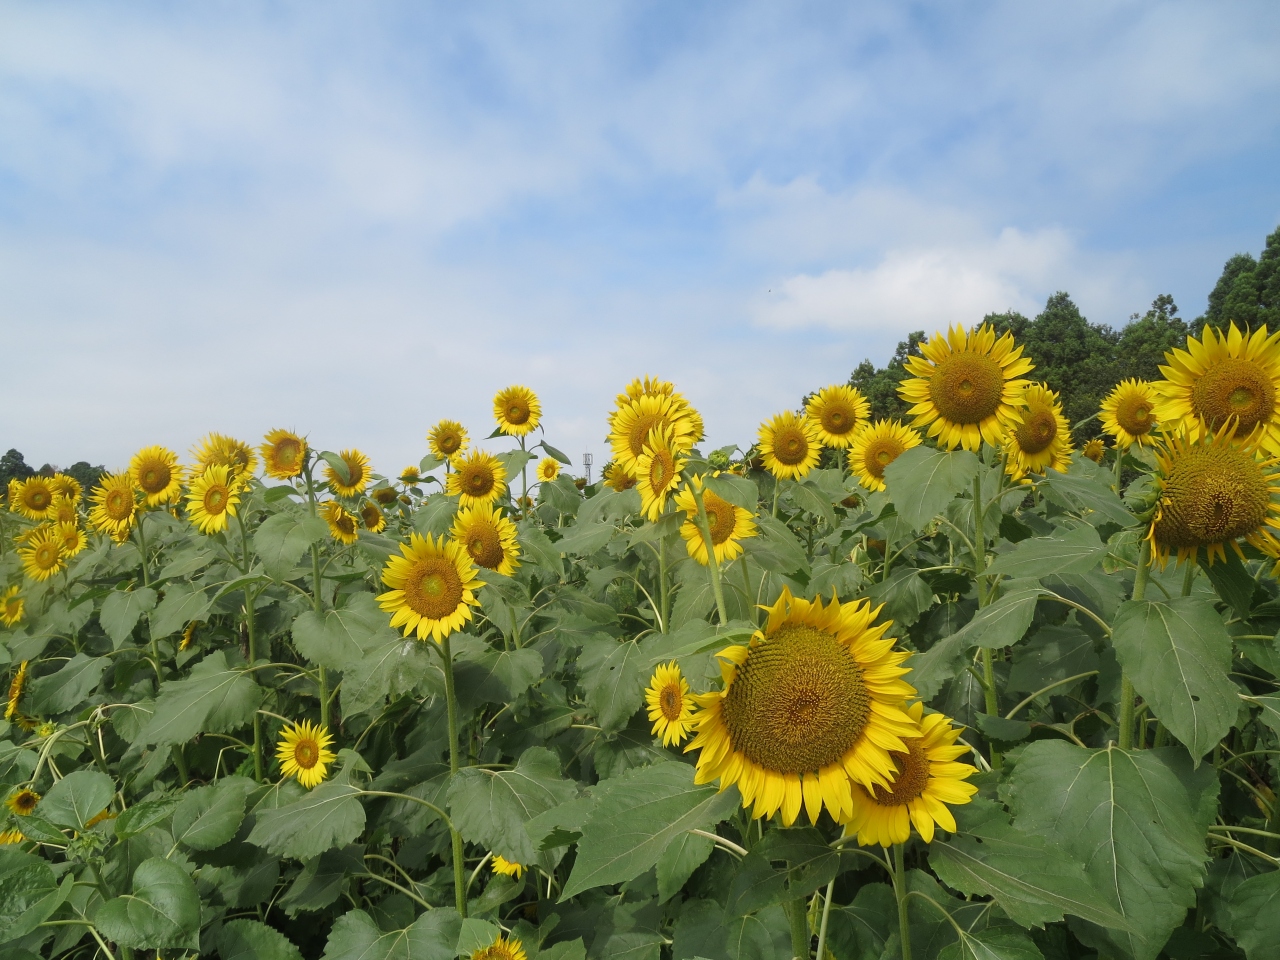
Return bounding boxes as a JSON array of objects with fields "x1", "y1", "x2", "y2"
[{"x1": 2, "y1": 1, "x2": 1279, "y2": 476}]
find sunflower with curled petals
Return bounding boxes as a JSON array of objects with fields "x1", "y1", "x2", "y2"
[
  {"x1": 646, "y1": 661, "x2": 696, "y2": 746},
  {"x1": 635, "y1": 426, "x2": 687, "y2": 522},
  {"x1": 608, "y1": 394, "x2": 698, "y2": 475},
  {"x1": 8, "y1": 477, "x2": 54, "y2": 521},
  {"x1": 898, "y1": 324, "x2": 1034, "y2": 451},
  {"x1": 0, "y1": 587, "x2": 24, "y2": 628},
  {"x1": 89, "y1": 473, "x2": 137, "y2": 542},
  {"x1": 805, "y1": 385, "x2": 871, "y2": 449},
  {"x1": 447, "y1": 450, "x2": 507, "y2": 508},
  {"x1": 493, "y1": 385, "x2": 541, "y2": 437},
  {"x1": 684, "y1": 587, "x2": 919, "y2": 826},
  {"x1": 673, "y1": 474, "x2": 757, "y2": 566},
  {"x1": 19, "y1": 529, "x2": 64, "y2": 582},
  {"x1": 324, "y1": 449, "x2": 371, "y2": 498},
  {"x1": 1002, "y1": 383, "x2": 1073, "y2": 481},
  {"x1": 842, "y1": 701, "x2": 978, "y2": 846},
  {"x1": 378, "y1": 533, "x2": 484, "y2": 643},
  {"x1": 1100, "y1": 379, "x2": 1159, "y2": 448},
  {"x1": 360, "y1": 501, "x2": 387, "y2": 533},
  {"x1": 129, "y1": 445, "x2": 182, "y2": 506},
  {"x1": 757, "y1": 411, "x2": 822, "y2": 480},
  {"x1": 1147, "y1": 422, "x2": 1280, "y2": 569},
  {"x1": 261, "y1": 429, "x2": 308, "y2": 480},
  {"x1": 322, "y1": 501, "x2": 360, "y2": 545},
  {"x1": 428, "y1": 420, "x2": 468, "y2": 461},
  {"x1": 1155, "y1": 323, "x2": 1280, "y2": 452},
  {"x1": 186, "y1": 464, "x2": 243, "y2": 535},
  {"x1": 847, "y1": 420, "x2": 922, "y2": 493},
  {"x1": 190, "y1": 433, "x2": 258, "y2": 481},
  {"x1": 450, "y1": 504, "x2": 520, "y2": 576}
]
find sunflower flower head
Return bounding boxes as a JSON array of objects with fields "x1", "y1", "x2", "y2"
[
  {"x1": 847, "y1": 420, "x2": 922, "y2": 493},
  {"x1": 1082, "y1": 438, "x2": 1107, "y2": 463},
  {"x1": 636, "y1": 426, "x2": 688, "y2": 522},
  {"x1": 0, "y1": 829, "x2": 23, "y2": 846},
  {"x1": 129, "y1": 446, "x2": 182, "y2": 506},
  {"x1": 48, "y1": 495, "x2": 79, "y2": 526},
  {"x1": 276, "y1": 720, "x2": 336, "y2": 789},
  {"x1": 89, "y1": 473, "x2": 138, "y2": 542},
  {"x1": 360, "y1": 501, "x2": 387, "y2": 534},
  {"x1": 5, "y1": 661, "x2": 28, "y2": 720},
  {"x1": 806, "y1": 385, "x2": 871, "y2": 448},
  {"x1": 603, "y1": 461, "x2": 636, "y2": 492},
  {"x1": 491, "y1": 855, "x2": 524, "y2": 879},
  {"x1": 378, "y1": 533, "x2": 484, "y2": 643},
  {"x1": 322, "y1": 501, "x2": 360, "y2": 545},
  {"x1": 450, "y1": 505, "x2": 521, "y2": 576},
  {"x1": 0, "y1": 586, "x2": 24, "y2": 628},
  {"x1": 427, "y1": 421, "x2": 468, "y2": 461},
  {"x1": 53, "y1": 523, "x2": 87, "y2": 559},
  {"x1": 608, "y1": 394, "x2": 698, "y2": 474},
  {"x1": 1101, "y1": 379, "x2": 1159, "y2": 448},
  {"x1": 493, "y1": 385, "x2": 542, "y2": 437},
  {"x1": 758, "y1": 411, "x2": 822, "y2": 480},
  {"x1": 186, "y1": 464, "x2": 243, "y2": 535},
  {"x1": 19, "y1": 528, "x2": 65, "y2": 582},
  {"x1": 1002, "y1": 383, "x2": 1073, "y2": 481},
  {"x1": 646, "y1": 661, "x2": 696, "y2": 746},
  {"x1": 49, "y1": 474, "x2": 82, "y2": 503},
  {"x1": 470, "y1": 935, "x2": 527, "y2": 960},
  {"x1": 191, "y1": 433, "x2": 258, "y2": 482},
  {"x1": 8, "y1": 477, "x2": 55, "y2": 521},
  {"x1": 400, "y1": 465, "x2": 423, "y2": 485},
  {"x1": 447, "y1": 451, "x2": 508, "y2": 508},
  {"x1": 536, "y1": 457, "x2": 560, "y2": 483},
  {"x1": 5, "y1": 788, "x2": 40, "y2": 817},
  {"x1": 673, "y1": 474, "x2": 758, "y2": 566},
  {"x1": 180, "y1": 620, "x2": 200, "y2": 652},
  {"x1": 324, "y1": 449, "x2": 371, "y2": 498},
  {"x1": 261, "y1": 429, "x2": 308, "y2": 480}
]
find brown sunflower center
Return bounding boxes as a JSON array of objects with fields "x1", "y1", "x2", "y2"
[
  {"x1": 403, "y1": 557, "x2": 465, "y2": 619},
  {"x1": 608, "y1": 467, "x2": 637, "y2": 492},
  {"x1": 1083, "y1": 439, "x2": 1105, "y2": 463},
  {"x1": 648, "y1": 448, "x2": 675, "y2": 491},
  {"x1": 702, "y1": 490, "x2": 736, "y2": 545},
  {"x1": 140, "y1": 463, "x2": 171, "y2": 495},
  {"x1": 721, "y1": 623, "x2": 871, "y2": 774},
  {"x1": 24, "y1": 488, "x2": 51, "y2": 511},
  {"x1": 627, "y1": 413, "x2": 664, "y2": 458},
  {"x1": 462, "y1": 464, "x2": 497, "y2": 497},
  {"x1": 1014, "y1": 404, "x2": 1058, "y2": 455},
  {"x1": 773, "y1": 426, "x2": 811, "y2": 466},
  {"x1": 505, "y1": 401, "x2": 530, "y2": 425},
  {"x1": 1153, "y1": 444, "x2": 1272, "y2": 549},
  {"x1": 659, "y1": 683, "x2": 683, "y2": 721},
  {"x1": 865, "y1": 438, "x2": 906, "y2": 479},
  {"x1": 439, "y1": 432, "x2": 462, "y2": 455},
  {"x1": 869, "y1": 739, "x2": 930, "y2": 806},
  {"x1": 1115, "y1": 393, "x2": 1155, "y2": 436},
  {"x1": 465, "y1": 521, "x2": 505, "y2": 569},
  {"x1": 105, "y1": 489, "x2": 132, "y2": 520},
  {"x1": 293, "y1": 739, "x2": 319, "y2": 769},
  {"x1": 204, "y1": 485, "x2": 229, "y2": 514},
  {"x1": 12, "y1": 790, "x2": 38, "y2": 814},
  {"x1": 274, "y1": 439, "x2": 303, "y2": 469},
  {"x1": 1191, "y1": 358, "x2": 1276, "y2": 433},
  {"x1": 34, "y1": 542, "x2": 59, "y2": 568},
  {"x1": 819, "y1": 401, "x2": 856, "y2": 437},
  {"x1": 928, "y1": 353, "x2": 1005, "y2": 425},
  {"x1": 333, "y1": 511, "x2": 357, "y2": 537},
  {"x1": 374, "y1": 488, "x2": 398, "y2": 505},
  {"x1": 343, "y1": 460, "x2": 366, "y2": 487}
]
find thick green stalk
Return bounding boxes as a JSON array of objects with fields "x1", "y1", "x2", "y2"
[
  {"x1": 245, "y1": 586, "x2": 264, "y2": 781},
  {"x1": 303, "y1": 462, "x2": 330, "y2": 728},
  {"x1": 1119, "y1": 538, "x2": 1152, "y2": 749},
  {"x1": 971, "y1": 474, "x2": 1001, "y2": 770},
  {"x1": 893, "y1": 843, "x2": 912, "y2": 960},
  {"x1": 1112, "y1": 445, "x2": 1124, "y2": 493},
  {"x1": 441, "y1": 634, "x2": 468, "y2": 918},
  {"x1": 787, "y1": 896, "x2": 810, "y2": 960},
  {"x1": 691, "y1": 482, "x2": 729, "y2": 624},
  {"x1": 658, "y1": 539, "x2": 670, "y2": 630},
  {"x1": 136, "y1": 512, "x2": 160, "y2": 668}
]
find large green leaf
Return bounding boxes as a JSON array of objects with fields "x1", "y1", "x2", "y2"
[
  {"x1": 745, "y1": 515, "x2": 809, "y2": 576},
  {"x1": 705, "y1": 473, "x2": 759, "y2": 511},
  {"x1": 340, "y1": 628, "x2": 434, "y2": 718},
  {"x1": 865, "y1": 568, "x2": 934, "y2": 628},
  {"x1": 1112, "y1": 597, "x2": 1236, "y2": 758},
  {"x1": 579, "y1": 637, "x2": 647, "y2": 733},
  {"x1": 985, "y1": 524, "x2": 1106, "y2": 580},
  {"x1": 38, "y1": 769, "x2": 115, "y2": 830},
  {"x1": 26, "y1": 653, "x2": 107, "y2": 714},
  {"x1": 219, "y1": 919, "x2": 304, "y2": 960},
  {"x1": 1228, "y1": 869, "x2": 1280, "y2": 960},
  {"x1": 447, "y1": 746, "x2": 578, "y2": 864},
  {"x1": 1247, "y1": 694, "x2": 1280, "y2": 736},
  {"x1": 149, "y1": 582, "x2": 214, "y2": 638},
  {"x1": 321, "y1": 908, "x2": 462, "y2": 960},
  {"x1": 136, "y1": 650, "x2": 264, "y2": 746},
  {"x1": 114, "y1": 795, "x2": 181, "y2": 839},
  {"x1": 656, "y1": 831, "x2": 714, "y2": 903},
  {"x1": 99, "y1": 587, "x2": 157, "y2": 647},
  {"x1": 884, "y1": 446, "x2": 981, "y2": 531},
  {"x1": 1006, "y1": 741, "x2": 1218, "y2": 960},
  {"x1": 94, "y1": 857, "x2": 201, "y2": 951},
  {"x1": 248, "y1": 779, "x2": 366, "y2": 861},
  {"x1": 561, "y1": 761, "x2": 740, "y2": 899},
  {"x1": 0, "y1": 849, "x2": 69, "y2": 943},
  {"x1": 292, "y1": 594, "x2": 387, "y2": 670},
  {"x1": 1041, "y1": 465, "x2": 1137, "y2": 527},
  {"x1": 172, "y1": 776, "x2": 253, "y2": 850},
  {"x1": 937, "y1": 928, "x2": 1044, "y2": 960},
  {"x1": 908, "y1": 585, "x2": 1040, "y2": 699},
  {"x1": 255, "y1": 512, "x2": 329, "y2": 581}
]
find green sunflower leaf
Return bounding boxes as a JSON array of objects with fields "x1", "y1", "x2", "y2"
[
  {"x1": 93, "y1": 857, "x2": 201, "y2": 951},
  {"x1": 884, "y1": 446, "x2": 981, "y2": 532}
]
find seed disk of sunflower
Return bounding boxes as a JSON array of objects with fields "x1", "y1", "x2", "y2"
[
  {"x1": 928, "y1": 353, "x2": 1005, "y2": 424},
  {"x1": 863, "y1": 438, "x2": 906, "y2": 479},
  {"x1": 403, "y1": 557, "x2": 466, "y2": 619},
  {"x1": 466, "y1": 523, "x2": 505, "y2": 569},
  {"x1": 771, "y1": 425, "x2": 811, "y2": 466},
  {"x1": 1154, "y1": 444, "x2": 1271, "y2": 548},
  {"x1": 1014, "y1": 406, "x2": 1058, "y2": 454},
  {"x1": 702, "y1": 490, "x2": 736, "y2": 545},
  {"x1": 818, "y1": 400, "x2": 857, "y2": 436},
  {"x1": 461, "y1": 463, "x2": 496, "y2": 497},
  {"x1": 869, "y1": 739, "x2": 930, "y2": 805},
  {"x1": 659, "y1": 683, "x2": 684, "y2": 721},
  {"x1": 1191, "y1": 358, "x2": 1276, "y2": 433},
  {"x1": 647, "y1": 448, "x2": 675, "y2": 489}
]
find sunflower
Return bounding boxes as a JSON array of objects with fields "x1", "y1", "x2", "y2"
[
  {"x1": 6, "y1": 661, "x2": 27, "y2": 720},
  {"x1": 89, "y1": 473, "x2": 137, "y2": 542},
  {"x1": 673, "y1": 475, "x2": 758, "y2": 566},
  {"x1": 260, "y1": 429, "x2": 307, "y2": 480},
  {"x1": 20, "y1": 529, "x2": 64, "y2": 582},
  {"x1": 0, "y1": 586, "x2": 24, "y2": 628},
  {"x1": 1155, "y1": 323, "x2": 1280, "y2": 451},
  {"x1": 841, "y1": 701, "x2": 978, "y2": 846},
  {"x1": 758, "y1": 412, "x2": 822, "y2": 480},
  {"x1": 847, "y1": 421, "x2": 922, "y2": 493},
  {"x1": 898, "y1": 324, "x2": 1034, "y2": 451},
  {"x1": 372, "y1": 486, "x2": 399, "y2": 506},
  {"x1": 276, "y1": 720, "x2": 336, "y2": 789},
  {"x1": 450, "y1": 505, "x2": 520, "y2": 576},
  {"x1": 1101, "y1": 379, "x2": 1160, "y2": 448},
  {"x1": 8, "y1": 477, "x2": 54, "y2": 520},
  {"x1": 493, "y1": 385, "x2": 542, "y2": 437},
  {"x1": 491, "y1": 855, "x2": 523, "y2": 879},
  {"x1": 360, "y1": 501, "x2": 387, "y2": 534},
  {"x1": 604, "y1": 461, "x2": 636, "y2": 492},
  {"x1": 447, "y1": 451, "x2": 507, "y2": 508},
  {"x1": 618, "y1": 376, "x2": 679, "y2": 405},
  {"x1": 0, "y1": 830, "x2": 22, "y2": 846},
  {"x1": 684, "y1": 587, "x2": 919, "y2": 826},
  {"x1": 378, "y1": 533, "x2": 484, "y2": 643},
  {"x1": 190, "y1": 433, "x2": 258, "y2": 481},
  {"x1": 1003, "y1": 383, "x2": 1073, "y2": 481},
  {"x1": 608, "y1": 394, "x2": 698, "y2": 474},
  {"x1": 180, "y1": 620, "x2": 200, "y2": 651},
  {"x1": 427, "y1": 421, "x2": 468, "y2": 461},
  {"x1": 400, "y1": 466, "x2": 423, "y2": 485},
  {"x1": 1082, "y1": 438, "x2": 1106, "y2": 463},
  {"x1": 536, "y1": 457, "x2": 560, "y2": 483},
  {"x1": 646, "y1": 661, "x2": 696, "y2": 746},
  {"x1": 470, "y1": 935, "x2": 527, "y2": 960},
  {"x1": 49, "y1": 474, "x2": 82, "y2": 502},
  {"x1": 324, "y1": 449, "x2": 371, "y2": 498},
  {"x1": 129, "y1": 446, "x2": 182, "y2": 506},
  {"x1": 186, "y1": 464, "x2": 242, "y2": 535},
  {"x1": 48, "y1": 496, "x2": 79, "y2": 526},
  {"x1": 806, "y1": 385, "x2": 871, "y2": 448},
  {"x1": 1148, "y1": 423, "x2": 1280, "y2": 568},
  {"x1": 5, "y1": 788, "x2": 39, "y2": 816},
  {"x1": 636, "y1": 427, "x2": 687, "y2": 522},
  {"x1": 322, "y1": 501, "x2": 360, "y2": 545},
  {"x1": 54, "y1": 523, "x2": 87, "y2": 559}
]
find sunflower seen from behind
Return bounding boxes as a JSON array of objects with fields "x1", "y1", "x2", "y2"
[
  {"x1": 450, "y1": 504, "x2": 520, "y2": 576},
  {"x1": 646, "y1": 661, "x2": 696, "y2": 746},
  {"x1": 806, "y1": 384, "x2": 871, "y2": 448},
  {"x1": 324, "y1": 449, "x2": 371, "y2": 498},
  {"x1": 322, "y1": 501, "x2": 360, "y2": 545},
  {"x1": 19, "y1": 528, "x2": 64, "y2": 582},
  {"x1": 757, "y1": 411, "x2": 822, "y2": 480},
  {"x1": 685, "y1": 587, "x2": 919, "y2": 826},
  {"x1": 428, "y1": 420, "x2": 468, "y2": 461},
  {"x1": 673, "y1": 474, "x2": 757, "y2": 565},
  {"x1": 898, "y1": 323, "x2": 1034, "y2": 451},
  {"x1": 89, "y1": 473, "x2": 137, "y2": 542},
  {"x1": 536, "y1": 457, "x2": 560, "y2": 483},
  {"x1": 186, "y1": 464, "x2": 243, "y2": 535},
  {"x1": 378, "y1": 533, "x2": 484, "y2": 642},
  {"x1": 261, "y1": 429, "x2": 307, "y2": 480},
  {"x1": 1003, "y1": 383, "x2": 1073, "y2": 481},
  {"x1": 636, "y1": 426, "x2": 687, "y2": 522},
  {"x1": 447, "y1": 450, "x2": 507, "y2": 508},
  {"x1": 276, "y1": 720, "x2": 336, "y2": 789},
  {"x1": 0, "y1": 587, "x2": 24, "y2": 628},
  {"x1": 842, "y1": 701, "x2": 978, "y2": 846},
  {"x1": 493, "y1": 385, "x2": 541, "y2": 437},
  {"x1": 847, "y1": 420, "x2": 922, "y2": 493},
  {"x1": 8, "y1": 477, "x2": 54, "y2": 520},
  {"x1": 1100, "y1": 379, "x2": 1159, "y2": 448}
]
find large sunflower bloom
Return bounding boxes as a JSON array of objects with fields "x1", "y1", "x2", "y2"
[
  {"x1": 190, "y1": 433, "x2": 258, "y2": 481},
  {"x1": 324, "y1": 449, "x2": 371, "y2": 498},
  {"x1": 608, "y1": 394, "x2": 698, "y2": 474},
  {"x1": 129, "y1": 445, "x2": 182, "y2": 506},
  {"x1": 1002, "y1": 383, "x2": 1073, "y2": 481},
  {"x1": 646, "y1": 661, "x2": 696, "y2": 746},
  {"x1": 493, "y1": 385, "x2": 542, "y2": 437},
  {"x1": 636, "y1": 426, "x2": 687, "y2": 522},
  {"x1": 447, "y1": 451, "x2": 507, "y2": 508},
  {"x1": 898, "y1": 324, "x2": 1034, "y2": 451},
  {"x1": 276, "y1": 720, "x2": 336, "y2": 789},
  {"x1": 685, "y1": 587, "x2": 919, "y2": 826},
  {"x1": 470, "y1": 935, "x2": 527, "y2": 960},
  {"x1": 89, "y1": 473, "x2": 137, "y2": 542},
  {"x1": 673, "y1": 475, "x2": 758, "y2": 565},
  {"x1": 617, "y1": 377, "x2": 704, "y2": 442},
  {"x1": 847, "y1": 420, "x2": 922, "y2": 493},
  {"x1": 378, "y1": 533, "x2": 484, "y2": 642},
  {"x1": 5, "y1": 661, "x2": 27, "y2": 720},
  {"x1": 260, "y1": 429, "x2": 308, "y2": 480},
  {"x1": 1100, "y1": 379, "x2": 1159, "y2": 448},
  {"x1": 8, "y1": 477, "x2": 54, "y2": 520},
  {"x1": 186, "y1": 464, "x2": 243, "y2": 535},
  {"x1": 322, "y1": 501, "x2": 360, "y2": 545},
  {"x1": 1155, "y1": 323, "x2": 1280, "y2": 451},
  {"x1": 20, "y1": 529, "x2": 64, "y2": 582},
  {"x1": 1148, "y1": 423, "x2": 1280, "y2": 568},
  {"x1": 806, "y1": 385, "x2": 871, "y2": 449},
  {"x1": 842, "y1": 701, "x2": 978, "y2": 846},
  {"x1": 428, "y1": 420, "x2": 468, "y2": 461},
  {"x1": 450, "y1": 505, "x2": 521, "y2": 576},
  {"x1": 0, "y1": 586, "x2": 24, "y2": 628},
  {"x1": 758, "y1": 412, "x2": 822, "y2": 480}
]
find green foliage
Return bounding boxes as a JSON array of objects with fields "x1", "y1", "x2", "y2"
[{"x1": 1201, "y1": 226, "x2": 1280, "y2": 331}]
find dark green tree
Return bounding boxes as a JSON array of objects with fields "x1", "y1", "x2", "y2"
[
  {"x1": 1115, "y1": 294, "x2": 1188, "y2": 381},
  {"x1": 1200, "y1": 225, "x2": 1280, "y2": 331},
  {"x1": 63, "y1": 461, "x2": 106, "y2": 491},
  {"x1": 0, "y1": 449, "x2": 34, "y2": 488}
]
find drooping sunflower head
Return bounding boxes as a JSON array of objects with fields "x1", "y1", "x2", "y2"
[
  {"x1": 609, "y1": 394, "x2": 697, "y2": 473},
  {"x1": 646, "y1": 661, "x2": 696, "y2": 746},
  {"x1": 5, "y1": 787, "x2": 40, "y2": 817},
  {"x1": 1156, "y1": 323, "x2": 1280, "y2": 448},
  {"x1": 805, "y1": 385, "x2": 871, "y2": 448},
  {"x1": 685, "y1": 588, "x2": 919, "y2": 826},
  {"x1": 48, "y1": 495, "x2": 79, "y2": 526},
  {"x1": 260, "y1": 429, "x2": 308, "y2": 480},
  {"x1": 275, "y1": 720, "x2": 336, "y2": 790},
  {"x1": 89, "y1": 473, "x2": 137, "y2": 542},
  {"x1": 470, "y1": 935, "x2": 527, "y2": 960},
  {"x1": 324, "y1": 449, "x2": 371, "y2": 498},
  {"x1": 322, "y1": 501, "x2": 361, "y2": 545},
  {"x1": 0, "y1": 586, "x2": 24, "y2": 628},
  {"x1": 603, "y1": 460, "x2": 636, "y2": 492},
  {"x1": 757, "y1": 411, "x2": 822, "y2": 480},
  {"x1": 1003, "y1": 383, "x2": 1073, "y2": 481},
  {"x1": 450, "y1": 504, "x2": 520, "y2": 576},
  {"x1": 0, "y1": 830, "x2": 23, "y2": 846},
  {"x1": 493, "y1": 386, "x2": 542, "y2": 437},
  {"x1": 378, "y1": 533, "x2": 484, "y2": 643},
  {"x1": 360, "y1": 501, "x2": 387, "y2": 534},
  {"x1": 1082, "y1": 438, "x2": 1107, "y2": 463},
  {"x1": 491, "y1": 855, "x2": 523, "y2": 879},
  {"x1": 129, "y1": 445, "x2": 182, "y2": 506},
  {"x1": 536, "y1": 457, "x2": 560, "y2": 483},
  {"x1": 54, "y1": 523, "x2": 87, "y2": 559},
  {"x1": 185, "y1": 464, "x2": 243, "y2": 535},
  {"x1": 20, "y1": 529, "x2": 65, "y2": 582},
  {"x1": 842, "y1": 701, "x2": 978, "y2": 846},
  {"x1": 673, "y1": 474, "x2": 758, "y2": 566},
  {"x1": 446, "y1": 450, "x2": 508, "y2": 508},
  {"x1": 372, "y1": 486, "x2": 399, "y2": 506},
  {"x1": 898, "y1": 324, "x2": 1034, "y2": 451},
  {"x1": 191, "y1": 433, "x2": 258, "y2": 482},
  {"x1": 636, "y1": 426, "x2": 688, "y2": 522},
  {"x1": 1148, "y1": 424, "x2": 1280, "y2": 568},
  {"x1": 847, "y1": 420, "x2": 923, "y2": 492},
  {"x1": 1101, "y1": 378, "x2": 1159, "y2": 448},
  {"x1": 180, "y1": 620, "x2": 200, "y2": 652},
  {"x1": 49, "y1": 474, "x2": 82, "y2": 502},
  {"x1": 5, "y1": 661, "x2": 28, "y2": 720},
  {"x1": 427, "y1": 420, "x2": 468, "y2": 461},
  {"x1": 8, "y1": 477, "x2": 54, "y2": 520}
]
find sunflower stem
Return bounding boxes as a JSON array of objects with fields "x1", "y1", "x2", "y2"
[
  {"x1": 1112, "y1": 444, "x2": 1124, "y2": 493},
  {"x1": 971, "y1": 473, "x2": 1001, "y2": 770},
  {"x1": 520, "y1": 436, "x2": 529, "y2": 519},
  {"x1": 893, "y1": 843, "x2": 912, "y2": 960},
  {"x1": 787, "y1": 896, "x2": 811, "y2": 960},
  {"x1": 659, "y1": 538, "x2": 671, "y2": 630},
  {"x1": 1182, "y1": 561, "x2": 1196, "y2": 597},
  {"x1": 441, "y1": 633, "x2": 468, "y2": 918},
  {"x1": 814, "y1": 878, "x2": 836, "y2": 960},
  {"x1": 1119, "y1": 537, "x2": 1152, "y2": 750},
  {"x1": 690, "y1": 481, "x2": 729, "y2": 624},
  {"x1": 303, "y1": 459, "x2": 331, "y2": 729},
  {"x1": 135, "y1": 512, "x2": 161, "y2": 668}
]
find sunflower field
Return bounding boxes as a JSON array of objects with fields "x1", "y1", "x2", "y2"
[{"x1": 3, "y1": 324, "x2": 1280, "y2": 960}]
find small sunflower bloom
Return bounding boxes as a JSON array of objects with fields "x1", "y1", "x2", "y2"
[
  {"x1": 806, "y1": 384, "x2": 871, "y2": 448},
  {"x1": 89, "y1": 473, "x2": 138, "y2": 542},
  {"x1": 0, "y1": 586, "x2": 25, "y2": 628},
  {"x1": 6, "y1": 661, "x2": 28, "y2": 721},
  {"x1": 1082, "y1": 438, "x2": 1106, "y2": 463},
  {"x1": 129, "y1": 446, "x2": 182, "y2": 506},
  {"x1": 19, "y1": 529, "x2": 65, "y2": 582},
  {"x1": 7, "y1": 477, "x2": 55, "y2": 520},
  {"x1": 673, "y1": 475, "x2": 757, "y2": 566},
  {"x1": 324, "y1": 449, "x2": 372, "y2": 498},
  {"x1": 646, "y1": 662, "x2": 696, "y2": 746},
  {"x1": 447, "y1": 451, "x2": 508, "y2": 508},
  {"x1": 276, "y1": 720, "x2": 336, "y2": 789},
  {"x1": 322, "y1": 501, "x2": 360, "y2": 545},
  {"x1": 261, "y1": 429, "x2": 308, "y2": 480},
  {"x1": 49, "y1": 474, "x2": 82, "y2": 502},
  {"x1": 427, "y1": 421, "x2": 468, "y2": 461},
  {"x1": 400, "y1": 465, "x2": 423, "y2": 485},
  {"x1": 190, "y1": 433, "x2": 258, "y2": 481},
  {"x1": 1002, "y1": 383, "x2": 1073, "y2": 482},
  {"x1": 1101, "y1": 379, "x2": 1159, "y2": 448},
  {"x1": 48, "y1": 495, "x2": 79, "y2": 526},
  {"x1": 758, "y1": 411, "x2": 822, "y2": 480},
  {"x1": 0, "y1": 829, "x2": 23, "y2": 846},
  {"x1": 378, "y1": 533, "x2": 484, "y2": 643},
  {"x1": 491, "y1": 855, "x2": 524, "y2": 879},
  {"x1": 186, "y1": 464, "x2": 243, "y2": 535},
  {"x1": 536, "y1": 457, "x2": 560, "y2": 483},
  {"x1": 360, "y1": 501, "x2": 387, "y2": 533},
  {"x1": 450, "y1": 505, "x2": 521, "y2": 576},
  {"x1": 847, "y1": 420, "x2": 922, "y2": 493},
  {"x1": 603, "y1": 461, "x2": 636, "y2": 492},
  {"x1": 493, "y1": 385, "x2": 542, "y2": 437},
  {"x1": 469, "y1": 934, "x2": 527, "y2": 960},
  {"x1": 5, "y1": 788, "x2": 40, "y2": 817}
]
